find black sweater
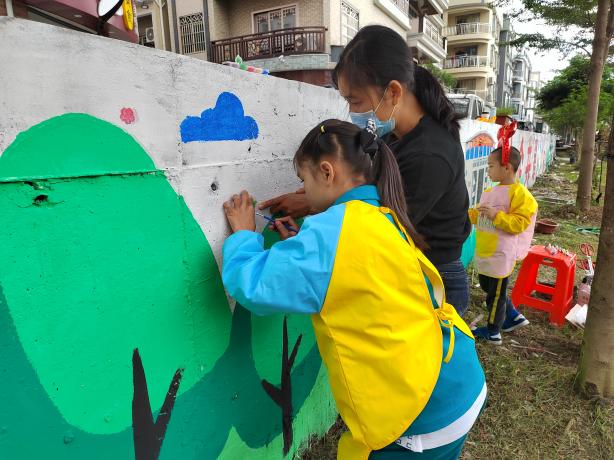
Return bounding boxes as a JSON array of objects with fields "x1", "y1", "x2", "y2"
[{"x1": 386, "y1": 115, "x2": 471, "y2": 265}]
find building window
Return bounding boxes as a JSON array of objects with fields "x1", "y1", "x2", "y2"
[
  {"x1": 454, "y1": 45, "x2": 478, "y2": 57},
  {"x1": 456, "y1": 14, "x2": 480, "y2": 24},
  {"x1": 458, "y1": 79, "x2": 477, "y2": 90},
  {"x1": 341, "y1": 2, "x2": 359, "y2": 45},
  {"x1": 179, "y1": 13, "x2": 206, "y2": 54},
  {"x1": 253, "y1": 6, "x2": 297, "y2": 33}
]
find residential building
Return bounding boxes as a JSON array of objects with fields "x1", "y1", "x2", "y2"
[
  {"x1": 207, "y1": 1, "x2": 423, "y2": 86},
  {"x1": 511, "y1": 48, "x2": 532, "y2": 120},
  {"x1": 496, "y1": 14, "x2": 514, "y2": 109},
  {"x1": 0, "y1": 0, "x2": 138, "y2": 42},
  {"x1": 407, "y1": 1, "x2": 449, "y2": 67},
  {"x1": 526, "y1": 70, "x2": 542, "y2": 123},
  {"x1": 443, "y1": 0, "x2": 502, "y2": 111},
  {"x1": 136, "y1": 1, "x2": 452, "y2": 86}
]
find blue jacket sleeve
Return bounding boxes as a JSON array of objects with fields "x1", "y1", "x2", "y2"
[{"x1": 222, "y1": 204, "x2": 345, "y2": 316}]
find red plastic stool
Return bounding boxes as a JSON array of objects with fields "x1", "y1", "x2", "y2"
[{"x1": 511, "y1": 245, "x2": 576, "y2": 326}]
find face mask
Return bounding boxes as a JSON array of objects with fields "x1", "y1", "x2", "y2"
[{"x1": 349, "y1": 88, "x2": 398, "y2": 136}]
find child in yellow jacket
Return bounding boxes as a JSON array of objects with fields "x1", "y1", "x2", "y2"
[{"x1": 469, "y1": 146, "x2": 537, "y2": 344}]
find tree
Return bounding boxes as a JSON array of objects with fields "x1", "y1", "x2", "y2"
[
  {"x1": 577, "y1": 110, "x2": 614, "y2": 397},
  {"x1": 537, "y1": 58, "x2": 614, "y2": 143},
  {"x1": 576, "y1": 1, "x2": 614, "y2": 210},
  {"x1": 504, "y1": 0, "x2": 614, "y2": 211},
  {"x1": 421, "y1": 63, "x2": 457, "y2": 91}
]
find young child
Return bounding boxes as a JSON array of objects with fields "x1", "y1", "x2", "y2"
[
  {"x1": 469, "y1": 144, "x2": 538, "y2": 345},
  {"x1": 222, "y1": 119, "x2": 486, "y2": 459}
]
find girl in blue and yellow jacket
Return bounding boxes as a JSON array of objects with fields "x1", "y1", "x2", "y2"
[{"x1": 222, "y1": 120, "x2": 486, "y2": 460}]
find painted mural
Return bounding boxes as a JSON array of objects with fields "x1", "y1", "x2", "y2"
[
  {"x1": 0, "y1": 113, "x2": 333, "y2": 459},
  {"x1": 461, "y1": 120, "x2": 556, "y2": 208},
  {"x1": 0, "y1": 18, "x2": 556, "y2": 460}
]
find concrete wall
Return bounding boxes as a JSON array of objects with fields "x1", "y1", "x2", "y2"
[
  {"x1": 0, "y1": 17, "x2": 344, "y2": 460},
  {"x1": 0, "y1": 17, "x2": 555, "y2": 460}
]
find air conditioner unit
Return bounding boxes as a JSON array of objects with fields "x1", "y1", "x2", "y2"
[
  {"x1": 145, "y1": 27, "x2": 155, "y2": 43},
  {"x1": 487, "y1": 77, "x2": 494, "y2": 85}
]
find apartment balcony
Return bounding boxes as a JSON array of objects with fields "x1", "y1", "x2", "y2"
[
  {"x1": 209, "y1": 27, "x2": 326, "y2": 64},
  {"x1": 375, "y1": 0, "x2": 412, "y2": 30},
  {"x1": 409, "y1": 0, "x2": 448, "y2": 16},
  {"x1": 512, "y1": 70, "x2": 524, "y2": 81},
  {"x1": 444, "y1": 55, "x2": 490, "y2": 70},
  {"x1": 443, "y1": 22, "x2": 495, "y2": 43},
  {"x1": 407, "y1": 17, "x2": 447, "y2": 64}
]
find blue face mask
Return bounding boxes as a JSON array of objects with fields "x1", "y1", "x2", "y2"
[{"x1": 349, "y1": 88, "x2": 397, "y2": 136}]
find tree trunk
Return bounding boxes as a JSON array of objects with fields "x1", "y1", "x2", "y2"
[
  {"x1": 577, "y1": 111, "x2": 614, "y2": 398},
  {"x1": 576, "y1": 0, "x2": 613, "y2": 211}
]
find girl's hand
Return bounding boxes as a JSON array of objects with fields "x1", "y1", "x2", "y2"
[
  {"x1": 258, "y1": 188, "x2": 312, "y2": 218},
  {"x1": 478, "y1": 205, "x2": 499, "y2": 221},
  {"x1": 224, "y1": 191, "x2": 256, "y2": 233},
  {"x1": 269, "y1": 216, "x2": 299, "y2": 240}
]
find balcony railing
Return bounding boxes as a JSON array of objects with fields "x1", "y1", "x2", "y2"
[
  {"x1": 444, "y1": 22, "x2": 492, "y2": 37},
  {"x1": 210, "y1": 27, "x2": 326, "y2": 64},
  {"x1": 425, "y1": 22, "x2": 444, "y2": 47},
  {"x1": 390, "y1": 0, "x2": 411, "y2": 15},
  {"x1": 444, "y1": 55, "x2": 489, "y2": 70}
]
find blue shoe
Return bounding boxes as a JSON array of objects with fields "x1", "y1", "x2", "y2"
[
  {"x1": 502, "y1": 313, "x2": 530, "y2": 332},
  {"x1": 471, "y1": 326, "x2": 502, "y2": 345}
]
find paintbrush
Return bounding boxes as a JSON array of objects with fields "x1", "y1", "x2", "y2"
[{"x1": 255, "y1": 212, "x2": 299, "y2": 233}]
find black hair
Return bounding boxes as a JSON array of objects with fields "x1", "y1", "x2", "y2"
[
  {"x1": 332, "y1": 25, "x2": 461, "y2": 142},
  {"x1": 490, "y1": 146, "x2": 521, "y2": 172},
  {"x1": 294, "y1": 119, "x2": 426, "y2": 250}
]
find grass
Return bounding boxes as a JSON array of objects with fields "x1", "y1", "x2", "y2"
[{"x1": 297, "y1": 154, "x2": 614, "y2": 459}]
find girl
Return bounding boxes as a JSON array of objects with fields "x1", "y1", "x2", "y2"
[
  {"x1": 258, "y1": 26, "x2": 472, "y2": 316},
  {"x1": 222, "y1": 120, "x2": 485, "y2": 459}
]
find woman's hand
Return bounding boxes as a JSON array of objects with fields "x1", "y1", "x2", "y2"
[
  {"x1": 224, "y1": 190, "x2": 256, "y2": 233},
  {"x1": 258, "y1": 188, "x2": 312, "y2": 218},
  {"x1": 269, "y1": 216, "x2": 300, "y2": 241}
]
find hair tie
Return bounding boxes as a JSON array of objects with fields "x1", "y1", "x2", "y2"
[
  {"x1": 360, "y1": 126, "x2": 380, "y2": 159},
  {"x1": 320, "y1": 125, "x2": 325, "y2": 133},
  {"x1": 497, "y1": 120, "x2": 517, "y2": 165}
]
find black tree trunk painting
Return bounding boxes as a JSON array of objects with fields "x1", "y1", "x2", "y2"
[
  {"x1": 132, "y1": 348, "x2": 184, "y2": 460},
  {"x1": 261, "y1": 316, "x2": 303, "y2": 456}
]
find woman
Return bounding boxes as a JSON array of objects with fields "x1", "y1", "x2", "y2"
[{"x1": 259, "y1": 26, "x2": 471, "y2": 316}]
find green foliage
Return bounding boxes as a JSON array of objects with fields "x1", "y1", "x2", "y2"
[
  {"x1": 537, "y1": 56, "x2": 614, "y2": 135},
  {"x1": 496, "y1": 106, "x2": 515, "y2": 116},
  {"x1": 421, "y1": 63, "x2": 457, "y2": 90},
  {"x1": 537, "y1": 56, "x2": 594, "y2": 110},
  {"x1": 537, "y1": 55, "x2": 614, "y2": 132},
  {"x1": 539, "y1": 83, "x2": 614, "y2": 135}
]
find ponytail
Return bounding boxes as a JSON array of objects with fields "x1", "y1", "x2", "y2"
[
  {"x1": 294, "y1": 119, "x2": 426, "y2": 250},
  {"x1": 333, "y1": 25, "x2": 461, "y2": 142},
  {"x1": 414, "y1": 66, "x2": 461, "y2": 142},
  {"x1": 370, "y1": 139, "x2": 427, "y2": 250}
]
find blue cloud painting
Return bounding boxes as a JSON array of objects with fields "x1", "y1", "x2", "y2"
[{"x1": 180, "y1": 92, "x2": 259, "y2": 143}]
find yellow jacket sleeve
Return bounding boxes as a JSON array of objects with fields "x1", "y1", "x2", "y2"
[
  {"x1": 468, "y1": 208, "x2": 478, "y2": 225},
  {"x1": 493, "y1": 184, "x2": 538, "y2": 235}
]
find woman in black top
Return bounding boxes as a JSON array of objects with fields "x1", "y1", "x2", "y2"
[{"x1": 259, "y1": 26, "x2": 471, "y2": 316}]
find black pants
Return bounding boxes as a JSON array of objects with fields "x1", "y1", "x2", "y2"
[{"x1": 478, "y1": 274, "x2": 511, "y2": 333}]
